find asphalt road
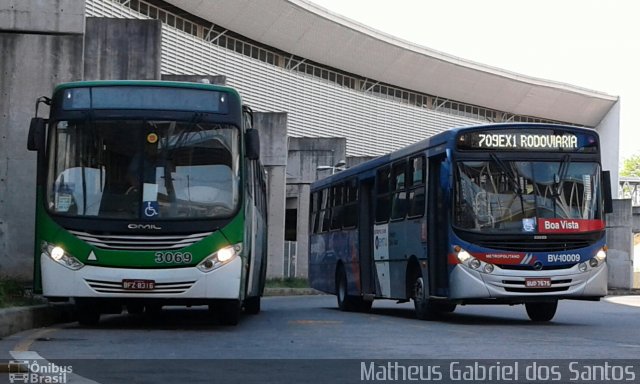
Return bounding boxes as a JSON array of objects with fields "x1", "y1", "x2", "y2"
[{"x1": 1, "y1": 295, "x2": 640, "y2": 383}]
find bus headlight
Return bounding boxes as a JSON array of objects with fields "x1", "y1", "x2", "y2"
[
  {"x1": 588, "y1": 247, "x2": 607, "y2": 268},
  {"x1": 197, "y1": 243, "x2": 242, "y2": 273},
  {"x1": 42, "y1": 243, "x2": 84, "y2": 270},
  {"x1": 454, "y1": 245, "x2": 494, "y2": 274},
  {"x1": 454, "y1": 246, "x2": 472, "y2": 263}
]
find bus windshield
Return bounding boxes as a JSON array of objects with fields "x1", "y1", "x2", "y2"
[
  {"x1": 46, "y1": 119, "x2": 240, "y2": 219},
  {"x1": 454, "y1": 159, "x2": 602, "y2": 233}
]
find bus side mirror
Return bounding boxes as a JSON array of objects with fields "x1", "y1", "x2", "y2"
[
  {"x1": 245, "y1": 128, "x2": 260, "y2": 160},
  {"x1": 28, "y1": 117, "x2": 46, "y2": 151},
  {"x1": 602, "y1": 170, "x2": 613, "y2": 214}
]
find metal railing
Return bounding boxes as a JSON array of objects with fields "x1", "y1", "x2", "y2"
[{"x1": 620, "y1": 177, "x2": 640, "y2": 206}]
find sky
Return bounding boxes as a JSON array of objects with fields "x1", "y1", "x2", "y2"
[{"x1": 309, "y1": 0, "x2": 640, "y2": 163}]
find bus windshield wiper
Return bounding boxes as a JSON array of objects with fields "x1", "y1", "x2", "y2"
[
  {"x1": 490, "y1": 154, "x2": 525, "y2": 217},
  {"x1": 550, "y1": 154, "x2": 571, "y2": 217}
]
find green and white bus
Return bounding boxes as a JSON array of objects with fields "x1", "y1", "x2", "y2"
[{"x1": 27, "y1": 80, "x2": 267, "y2": 325}]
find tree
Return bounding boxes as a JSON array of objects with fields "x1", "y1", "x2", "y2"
[{"x1": 620, "y1": 155, "x2": 640, "y2": 178}]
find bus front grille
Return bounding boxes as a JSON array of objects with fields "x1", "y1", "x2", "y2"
[
  {"x1": 69, "y1": 230, "x2": 213, "y2": 251},
  {"x1": 476, "y1": 240, "x2": 591, "y2": 252},
  {"x1": 85, "y1": 279, "x2": 196, "y2": 294}
]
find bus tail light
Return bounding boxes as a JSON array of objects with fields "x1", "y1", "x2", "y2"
[
  {"x1": 197, "y1": 243, "x2": 242, "y2": 273},
  {"x1": 42, "y1": 242, "x2": 84, "y2": 270}
]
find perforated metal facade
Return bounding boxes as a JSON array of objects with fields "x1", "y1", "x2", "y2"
[{"x1": 86, "y1": 0, "x2": 482, "y2": 156}]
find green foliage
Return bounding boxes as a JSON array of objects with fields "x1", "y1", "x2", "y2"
[
  {"x1": 0, "y1": 278, "x2": 43, "y2": 308},
  {"x1": 620, "y1": 155, "x2": 640, "y2": 177},
  {"x1": 265, "y1": 277, "x2": 309, "y2": 288}
]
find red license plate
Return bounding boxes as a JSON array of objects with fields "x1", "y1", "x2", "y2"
[
  {"x1": 525, "y1": 278, "x2": 552, "y2": 288},
  {"x1": 122, "y1": 279, "x2": 155, "y2": 290}
]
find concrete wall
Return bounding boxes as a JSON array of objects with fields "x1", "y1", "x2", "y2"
[
  {"x1": 84, "y1": 18, "x2": 162, "y2": 80},
  {"x1": 286, "y1": 137, "x2": 347, "y2": 278},
  {"x1": 0, "y1": 0, "x2": 85, "y2": 34},
  {"x1": 606, "y1": 199, "x2": 633, "y2": 289},
  {"x1": 254, "y1": 113, "x2": 288, "y2": 278},
  {"x1": 0, "y1": 1, "x2": 85, "y2": 278}
]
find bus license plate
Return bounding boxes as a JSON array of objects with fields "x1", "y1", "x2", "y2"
[
  {"x1": 525, "y1": 278, "x2": 551, "y2": 288},
  {"x1": 122, "y1": 279, "x2": 155, "y2": 290}
]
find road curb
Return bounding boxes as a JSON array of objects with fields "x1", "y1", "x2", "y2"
[{"x1": 0, "y1": 303, "x2": 75, "y2": 338}]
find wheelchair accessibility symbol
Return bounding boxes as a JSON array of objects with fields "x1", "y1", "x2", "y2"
[{"x1": 144, "y1": 201, "x2": 159, "y2": 217}]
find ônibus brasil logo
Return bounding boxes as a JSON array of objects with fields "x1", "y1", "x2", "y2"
[{"x1": 8, "y1": 360, "x2": 72, "y2": 384}]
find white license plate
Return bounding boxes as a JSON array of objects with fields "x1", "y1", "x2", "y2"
[
  {"x1": 524, "y1": 278, "x2": 552, "y2": 288},
  {"x1": 122, "y1": 279, "x2": 155, "y2": 290}
]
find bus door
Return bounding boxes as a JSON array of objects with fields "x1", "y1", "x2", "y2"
[
  {"x1": 427, "y1": 155, "x2": 450, "y2": 297},
  {"x1": 358, "y1": 178, "x2": 376, "y2": 295}
]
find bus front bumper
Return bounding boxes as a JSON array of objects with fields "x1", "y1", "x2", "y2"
[
  {"x1": 40, "y1": 253, "x2": 242, "y2": 300},
  {"x1": 449, "y1": 262, "x2": 608, "y2": 301}
]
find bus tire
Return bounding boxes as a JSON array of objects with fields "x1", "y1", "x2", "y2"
[
  {"x1": 525, "y1": 301, "x2": 558, "y2": 322},
  {"x1": 412, "y1": 275, "x2": 436, "y2": 320},
  {"x1": 76, "y1": 302, "x2": 100, "y2": 326},
  {"x1": 244, "y1": 296, "x2": 261, "y2": 315},
  {"x1": 336, "y1": 265, "x2": 355, "y2": 311}
]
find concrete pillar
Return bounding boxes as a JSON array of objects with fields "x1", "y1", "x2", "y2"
[
  {"x1": 0, "y1": 0, "x2": 85, "y2": 278},
  {"x1": 254, "y1": 113, "x2": 288, "y2": 278},
  {"x1": 606, "y1": 199, "x2": 633, "y2": 289},
  {"x1": 295, "y1": 183, "x2": 311, "y2": 278},
  {"x1": 266, "y1": 166, "x2": 286, "y2": 277},
  {"x1": 84, "y1": 18, "x2": 162, "y2": 80}
]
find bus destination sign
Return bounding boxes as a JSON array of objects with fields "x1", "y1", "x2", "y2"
[{"x1": 457, "y1": 129, "x2": 598, "y2": 152}]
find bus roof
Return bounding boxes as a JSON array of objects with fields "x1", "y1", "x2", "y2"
[
  {"x1": 311, "y1": 122, "x2": 599, "y2": 190},
  {"x1": 52, "y1": 80, "x2": 241, "y2": 99}
]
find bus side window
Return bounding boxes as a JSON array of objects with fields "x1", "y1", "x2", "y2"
[
  {"x1": 343, "y1": 178, "x2": 358, "y2": 228},
  {"x1": 321, "y1": 188, "x2": 331, "y2": 232},
  {"x1": 407, "y1": 155, "x2": 426, "y2": 218},
  {"x1": 375, "y1": 166, "x2": 391, "y2": 223},
  {"x1": 391, "y1": 160, "x2": 407, "y2": 220},
  {"x1": 330, "y1": 184, "x2": 344, "y2": 230}
]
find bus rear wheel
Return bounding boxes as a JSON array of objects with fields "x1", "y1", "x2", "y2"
[
  {"x1": 336, "y1": 266, "x2": 371, "y2": 312},
  {"x1": 525, "y1": 301, "x2": 558, "y2": 322},
  {"x1": 336, "y1": 266, "x2": 353, "y2": 311}
]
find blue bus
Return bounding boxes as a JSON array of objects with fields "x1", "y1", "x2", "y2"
[{"x1": 309, "y1": 123, "x2": 612, "y2": 321}]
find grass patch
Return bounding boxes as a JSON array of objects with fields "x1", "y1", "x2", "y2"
[
  {"x1": 0, "y1": 278, "x2": 44, "y2": 308},
  {"x1": 265, "y1": 277, "x2": 309, "y2": 288}
]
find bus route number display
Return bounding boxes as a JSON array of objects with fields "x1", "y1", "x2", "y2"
[{"x1": 457, "y1": 129, "x2": 597, "y2": 152}]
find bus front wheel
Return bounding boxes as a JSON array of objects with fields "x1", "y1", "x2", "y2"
[
  {"x1": 413, "y1": 276, "x2": 437, "y2": 320},
  {"x1": 525, "y1": 301, "x2": 558, "y2": 322},
  {"x1": 244, "y1": 296, "x2": 261, "y2": 315}
]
